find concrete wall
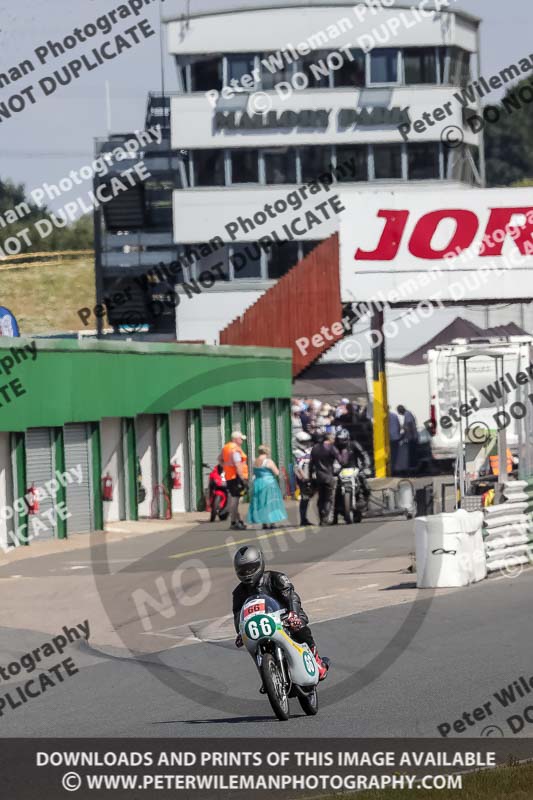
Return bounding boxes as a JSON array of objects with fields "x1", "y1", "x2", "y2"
[
  {"x1": 167, "y1": 5, "x2": 478, "y2": 54},
  {"x1": 176, "y1": 289, "x2": 265, "y2": 344},
  {"x1": 365, "y1": 360, "x2": 429, "y2": 427}
]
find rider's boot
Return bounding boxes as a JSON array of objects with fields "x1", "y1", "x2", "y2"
[{"x1": 311, "y1": 646, "x2": 330, "y2": 681}]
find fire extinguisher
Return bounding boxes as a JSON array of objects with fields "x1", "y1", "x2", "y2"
[
  {"x1": 102, "y1": 474, "x2": 113, "y2": 502},
  {"x1": 26, "y1": 484, "x2": 39, "y2": 515},
  {"x1": 171, "y1": 462, "x2": 182, "y2": 489}
]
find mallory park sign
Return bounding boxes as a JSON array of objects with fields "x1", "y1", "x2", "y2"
[{"x1": 214, "y1": 106, "x2": 410, "y2": 133}]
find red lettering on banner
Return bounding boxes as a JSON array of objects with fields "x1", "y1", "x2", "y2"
[
  {"x1": 481, "y1": 207, "x2": 533, "y2": 256},
  {"x1": 354, "y1": 209, "x2": 409, "y2": 260},
  {"x1": 354, "y1": 206, "x2": 533, "y2": 262},
  {"x1": 408, "y1": 209, "x2": 479, "y2": 259}
]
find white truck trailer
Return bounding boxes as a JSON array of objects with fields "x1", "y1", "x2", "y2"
[{"x1": 366, "y1": 336, "x2": 533, "y2": 465}]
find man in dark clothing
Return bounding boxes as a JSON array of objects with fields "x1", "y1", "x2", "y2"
[
  {"x1": 336, "y1": 402, "x2": 358, "y2": 440},
  {"x1": 299, "y1": 407, "x2": 312, "y2": 432},
  {"x1": 309, "y1": 434, "x2": 342, "y2": 525},
  {"x1": 232, "y1": 545, "x2": 329, "y2": 680},
  {"x1": 397, "y1": 404, "x2": 419, "y2": 474}
]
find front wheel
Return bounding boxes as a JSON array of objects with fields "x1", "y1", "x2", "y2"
[
  {"x1": 298, "y1": 687, "x2": 318, "y2": 716},
  {"x1": 343, "y1": 492, "x2": 352, "y2": 524},
  {"x1": 261, "y1": 653, "x2": 289, "y2": 721}
]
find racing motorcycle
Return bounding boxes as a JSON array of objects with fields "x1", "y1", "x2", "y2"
[
  {"x1": 239, "y1": 593, "x2": 321, "y2": 721},
  {"x1": 205, "y1": 463, "x2": 229, "y2": 522},
  {"x1": 333, "y1": 465, "x2": 366, "y2": 524}
]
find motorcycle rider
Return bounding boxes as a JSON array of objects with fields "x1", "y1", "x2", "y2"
[
  {"x1": 334, "y1": 428, "x2": 372, "y2": 515},
  {"x1": 293, "y1": 431, "x2": 314, "y2": 527},
  {"x1": 232, "y1": 545, "x2": 329, "y2": 680}
]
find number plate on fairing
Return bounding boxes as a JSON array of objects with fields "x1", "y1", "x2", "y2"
[
  {"x1": 243, "y1": 599, "x2": 266, "y2": 618},
  {"x1": 244, "y1": 614, "x2": 276, "y2": 640}
]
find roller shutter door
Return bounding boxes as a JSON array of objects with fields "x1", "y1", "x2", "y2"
[
  {"x1": 201, "y1": 408, "x2": 222, "y2": 486},
  {"x1": 247, "y1": 403, "x2": 258, "y2": 462},
  {"x1": 261, "y1": 400, "x2": 272, "y2": 450},
  {"x1": 64, "y1": 423, "x2": 93, "y2": 534},
  {"x1": 25, "y1": 428, "x2": 56, "y2": 540},
  {"x1": 231, "y1": 403, "x2": 242, "y2": 433}
]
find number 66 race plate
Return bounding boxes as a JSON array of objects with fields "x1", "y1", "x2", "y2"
[{"x1": 243, "y1": 599, "x2": 266, "y2": 618}]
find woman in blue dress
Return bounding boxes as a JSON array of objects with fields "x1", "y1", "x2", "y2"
[{"x1": 247, "y1": 445, "x2": 288, "y2": 529}]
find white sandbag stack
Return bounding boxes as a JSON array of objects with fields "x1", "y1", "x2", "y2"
[{"x1": 483, "y1": 481, "x2": 533, "y2": 573}]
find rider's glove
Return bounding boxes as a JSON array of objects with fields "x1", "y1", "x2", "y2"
[
  {"x1": 235, "y1": 633, "x2": 243, "y2": 648},
  {"x1": 286, "y1": 612, "x2": 304, "y2": 631}
]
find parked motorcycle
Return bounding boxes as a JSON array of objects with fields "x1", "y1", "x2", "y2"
[
  {"x1": 239, "y1": 593, "x2": 321, "y2": 721},
  {"x1": 205, "y1": 464, "x2": 229, "y2": 522},
  {"x1": 333, "y1": 466, "x2": 366, "y2": 524}
]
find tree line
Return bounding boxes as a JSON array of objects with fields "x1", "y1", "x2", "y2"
[{"x1": 0, "y1": 178, "x2": 93, "y2": 254}]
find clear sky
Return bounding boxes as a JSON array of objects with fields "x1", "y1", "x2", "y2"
[{"x1": 0, "y1": 0, "x2": 528, "y2": 213}]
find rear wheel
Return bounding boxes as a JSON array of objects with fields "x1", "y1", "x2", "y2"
[
  {"x1": 353, "y1": 509, "x2": 362, "y2": 523},
  {"x1": 298, "y1": 687, "x2": 318, "y2": 716},
  {"x1": 261, "y1": 653, "x2": 289, "y2": 721}
]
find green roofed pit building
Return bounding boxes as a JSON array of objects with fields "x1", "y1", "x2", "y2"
[{"x1": 0, "y1": 338, "x2": 292, "y2": 550}]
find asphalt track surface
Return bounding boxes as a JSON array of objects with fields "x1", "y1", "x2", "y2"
[{"x1": 0, "y1": 512, "x2": 532, "y2": 739}]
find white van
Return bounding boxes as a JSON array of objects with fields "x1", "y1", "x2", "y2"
[{"x1": 427, "y1": 337, "x2": 533, "y2": 463}]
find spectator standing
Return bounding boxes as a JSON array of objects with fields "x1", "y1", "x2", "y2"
[
  {"x1": 247, "y1": 445, "x2": 288, "y2": 530},
  {"x1": 220, "y1": 431, "x2": 249, "y2": 530},
  {"x1": 388, "y1": 408, "x2": 401, "y2": 475},
  {"x1": 397, "y1": 404, "x2": 418, "y2": 474},
  {"x1": 291, "y1": 403, "x2": 303, "y2": 436},
  {"x1": 293, "y1": 431, "x2": 314, "y2": 526},
  {"x1": 336, "y1": 398, "x2": 349, "y2": 418},
  {"x1": 310, "y1": 433, "x2": 342, "y2": 525},
  {"x1": 300, "y1": 402, "x2": 312, "y2": 432}
]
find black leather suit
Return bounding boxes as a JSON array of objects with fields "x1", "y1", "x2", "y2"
[{"x1": 232, "y1": 570, "x2": 314, "y2": 648}]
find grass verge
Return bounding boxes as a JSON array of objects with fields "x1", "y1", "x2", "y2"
[{"x1": 0, "y1": 256, "x2": 95, "y2": 334}]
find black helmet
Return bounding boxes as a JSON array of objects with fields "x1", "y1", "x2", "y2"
[
  {"x1": 234, "y1": 545, "x2": 265, "y2": 585},
  {"x1": 336, "y1": 428, "x2": 350, "y2": 443}
]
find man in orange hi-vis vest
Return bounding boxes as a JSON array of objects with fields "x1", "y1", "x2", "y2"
[{"x1": 220, "y1": 431, "x2": 249, "y2": 531}]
